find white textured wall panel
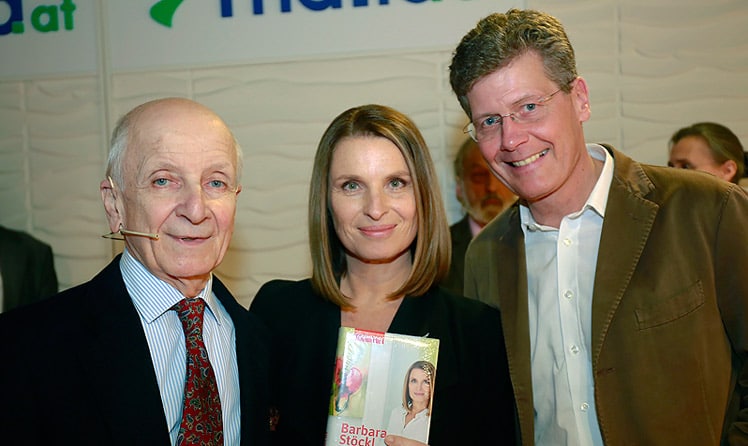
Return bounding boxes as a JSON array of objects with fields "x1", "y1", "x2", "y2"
[
  {"x1": 2, "y1": 1, "x2": 747, "y2": 307},
  {"x1": 0, "y1": 77, "x2": 108, "y2": 291}
]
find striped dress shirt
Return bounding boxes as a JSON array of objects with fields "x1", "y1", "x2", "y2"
[{"x1": 120, "y1": 249, "x2": 240, "y2": 445}]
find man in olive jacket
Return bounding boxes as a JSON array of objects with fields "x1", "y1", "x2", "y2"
[
  {"x1": 450, "y1": 9, "x2": 748, "y2": 446},
  {"x1": 466, "y1": 145, "x2": 748, "y2": 445}
]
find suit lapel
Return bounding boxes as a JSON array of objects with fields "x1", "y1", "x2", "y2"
[
  {"x1": 214, "y1": 277, "x2": 270, "y2": 445},
  {"x1": 590, "y1": 148, "x2": 658, "y2": 364},
  {"x1": 76, "y1": 258, "x2": 171, "y2": 443},
  {"x1": 453, "y1": 217, "x2": 473, "y2": 248},
  {"x1": 492, "y1": 209, "x2": 535, "y2": 444}
]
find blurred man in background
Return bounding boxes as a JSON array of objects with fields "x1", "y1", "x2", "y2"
[
  {"x1": 0, "y1": 225, "x2": 58, "y2": 312},
  {"x1": 441, "y1": 138, "x2": 515, "y2": 295}
]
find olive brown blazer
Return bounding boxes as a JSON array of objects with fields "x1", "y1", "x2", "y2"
[{"x1": 464, "y1": 145, "x2": 748, "y2": 445}]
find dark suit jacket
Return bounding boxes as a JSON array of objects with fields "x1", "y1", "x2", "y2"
[
  {"x1": 0, "y1": 225, "x2": 58, "y2": 312},
  {"x1": 441, "y1": 216, "x2": 472, "y2": 295},
  {"x1": 249, "y1": 279, "x2": 516, "y2": 446},
  {"x1": 0, "y1": 255, "x2": 271, "y2": 446},
  {"x1": 464, "y1": 145, "x2": 748, "y2": 445}
]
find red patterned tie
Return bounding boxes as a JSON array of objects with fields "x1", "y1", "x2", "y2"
[{"x1": 173, "y1": 298, "x2": 224, "y2": 445}]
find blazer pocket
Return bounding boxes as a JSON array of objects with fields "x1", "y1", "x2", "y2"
[{"x1": 634, "y1": 281, "x2": 705, "y2": 330}]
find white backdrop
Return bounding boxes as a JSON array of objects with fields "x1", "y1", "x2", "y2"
[{"x1": 1, "y1": 0, "x2": 747, "y2": 306}]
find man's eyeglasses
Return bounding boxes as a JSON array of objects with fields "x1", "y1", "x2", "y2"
[{"x1": 464, "y1": 87, "x2": 565, "y2": 142}]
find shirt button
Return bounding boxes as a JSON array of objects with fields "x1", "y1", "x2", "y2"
[
  {"x1": 581, "y1": 402, "x2": 589, "y2": 411},
  {"x1": 563, "y1": 238, "x2": 572, "y2": 246},
  {"x1": 564, "y1": 290, "x2": 574, "y2": 300},
  {"x1": 570, "y1": 345, "x2": 580, "y2": 354}
]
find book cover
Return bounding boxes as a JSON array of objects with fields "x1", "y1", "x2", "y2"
[{"x1": 325, "y1": 327, "x2": 440, "y2": 446}]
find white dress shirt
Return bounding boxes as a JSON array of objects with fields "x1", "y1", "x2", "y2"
[
  {"x1": 386, "y1": 406, "x2": 430, "y2": 443},
  {"x1": 120, "y1": 248, "x2": 241, "y2": 445},
  {"x1": 520, "y1": 144, "x2": 613, "y2": 446}
]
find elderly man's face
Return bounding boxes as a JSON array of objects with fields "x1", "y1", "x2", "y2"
[
  {"x1": 457, "y1": 145, "x2": 516, "y2": 226},
  {"x1": 109, "y1": 100, "x2": 240, "y2": 294}
]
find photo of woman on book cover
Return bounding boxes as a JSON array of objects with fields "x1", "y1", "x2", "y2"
[{"x1": 386, "y1": 360, "x2": 435, "y2": 443}]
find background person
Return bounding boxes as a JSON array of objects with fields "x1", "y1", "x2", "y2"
[
  {"x1": 386, "y1": 361, "x2": 435, "y2": 443},
  {"x1": 668, "y1": 121, "x2": 746, "y2": 184},
  {"x1": 249, "y1": 104, "x2": 515, "y2": 446},
  {"x1": 449, "y1": 9, "x2": 748, "y2": 446},
  {"x1": 0, "y1": 225, "x2": 58, "y2": 312},
  {"x1": 442, "y1": 138, "x2": 516, "y2": 295},
  {"x1": 0, "y1": 97, "x2": 270, "y2": 445}
]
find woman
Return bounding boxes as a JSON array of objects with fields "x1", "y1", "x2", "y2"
[
  {"x1": 386, "y1": 361, "x2": 435, "y2": 443},
  {"x1": 668, "y1": 122, "x2": 746, "y2": 184},
  {"x1": 249, "y1": 104, "x2": 515, "y2": 446}
]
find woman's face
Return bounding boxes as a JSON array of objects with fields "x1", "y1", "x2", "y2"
[
  {"x1": 669, "y1": 135, "x2": 733, "y2": 181},
  {"x1": 328, "y1": 136, "x2": 418, "y2": 266},
  {"x1": 408, "y1": 367, "x2": 432, "y2": 407}
]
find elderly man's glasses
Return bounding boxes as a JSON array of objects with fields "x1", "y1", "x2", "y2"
[{"x1": 464, "y1": 87, "x2": 565, "y2": 142}]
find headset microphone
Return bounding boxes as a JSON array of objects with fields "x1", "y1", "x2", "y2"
[
  {"x1": 119, "y1": 228, "x2": 160, "y2": 240},
  {"x1": 102, "y1": 226, "x2": 159, "y2": 241}
]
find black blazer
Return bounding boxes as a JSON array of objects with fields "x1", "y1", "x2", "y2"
[
  {"x1": 0, "y1": 255, "x2": 271, "y2": 446},
  {"x1": 0, "y1": 225, "x2": 58, "y2": 312},
  {"x1": 249, "y1": 279, "x2": 516, "y2": 446},
  {"x1": 441, "y1": 216, "x2": 473, "y2": 296}
]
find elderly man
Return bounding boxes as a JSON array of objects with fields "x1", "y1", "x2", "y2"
[
  {"x1": 442, "y1": 138, "x2": 515, "y2": 295},
  {"x1": 0, "y1": 98, "x2": 270, "y2": 445},
  {"x1": 450, "y1": 8, "x2": 748, "y2": 446}
]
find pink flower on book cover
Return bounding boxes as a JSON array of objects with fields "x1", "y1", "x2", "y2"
[
  {"x1": 335, "y1": 365, "x2": 364, "y2": 412},
  {"x1": 346, "y1": 367, "x2": 363, "y2": 394}
]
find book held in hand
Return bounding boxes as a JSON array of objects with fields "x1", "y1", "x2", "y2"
[{"x1": 326, "y1": 327, "x2": 440, "y2": 446}]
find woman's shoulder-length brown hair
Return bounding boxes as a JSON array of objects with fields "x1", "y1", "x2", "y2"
[{"x1": 308, "y1": 104, "x2": 451, "y2": 309}]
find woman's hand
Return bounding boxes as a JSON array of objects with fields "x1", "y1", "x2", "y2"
[{"x1": 383, "y1": 435, "x2": 428, "y2": 446}]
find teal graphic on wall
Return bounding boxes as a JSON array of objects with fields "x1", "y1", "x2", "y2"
[{"x1": 0, "y1": 0, "x2": 77, "y2": 35}]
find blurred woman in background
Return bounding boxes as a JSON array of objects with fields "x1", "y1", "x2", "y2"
[{"x1": 668, "y1": 121, "x2": 746, "y2": 184}]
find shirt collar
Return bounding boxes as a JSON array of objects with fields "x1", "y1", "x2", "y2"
[
  {"x1": 120, "y1": 248, "x2": 225, "y2": 326},
  {"x1": 467, "y1": 216, "x2": 484, "y2": 237},
  {"x1": 520, "y1": 143, "x2": 614, "y2": 232},
  {"x1": 584, "y1": 143, "x2": 613, "y2": 218}
]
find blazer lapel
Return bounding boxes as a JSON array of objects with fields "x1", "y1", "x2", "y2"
[
  {"x1": 213, "y1": 277, "x2": 271, "y2": 445},
  {"x1": 493, "y1": 209, "x2": 535, "y2": 444},
  {"x1": 76, "y1": 258, "x2": 171, "y2": 444},
  {"x1": 453, "y1": 217, "x2": 473, "y2": 250},
  {"x1": 590, "y1": 148, "x2": 658, "y2": 364}
]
